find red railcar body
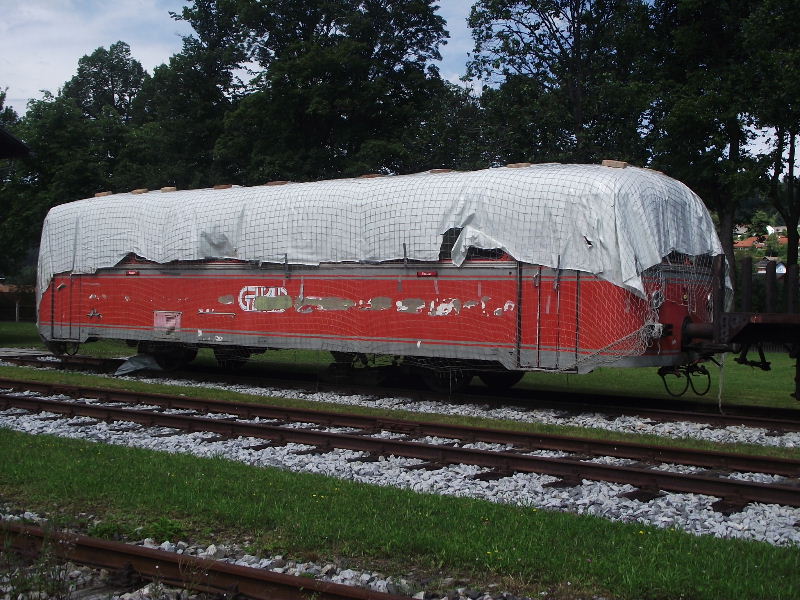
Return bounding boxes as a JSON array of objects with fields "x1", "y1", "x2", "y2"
[{"x1": 38, "y1": 254, "x2": 713, "y2": 374}]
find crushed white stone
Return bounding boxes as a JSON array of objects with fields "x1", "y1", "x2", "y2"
[
  {"x1": 114, "y1": 373, "x2": 800, "y2": 449},
  {"x1": 0, "y1": 396, "x2": 798, "y2": 547}
]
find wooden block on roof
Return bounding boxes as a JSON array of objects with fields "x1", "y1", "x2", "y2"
[
  {"x1": 429, "y1": 169, "x2": 453, "y2": 174},
  {"x1": 94, "y1": 191, "x2": 113, "y2": 197},
  {"x1": 213, "y1": 184, "x2": 233, "y2": 190},
  {"x1": 601, "y1": 159, "x2": 629, "y2": 169},
  {"x1": 506, "y1": 162, "x2": 532, "y2": 168},
  {"x1": 130, "y1": 188, "x2": 148, "y2": 195},
  {"x1": 359, "y1": 173, "x2": 385, "y2": 178},
  {"x1": 160, "y1": 186, "x2": 177, "y2": 192},
  {"x1": 264, "y1": 180, "x2": 289, "y2": 186}
]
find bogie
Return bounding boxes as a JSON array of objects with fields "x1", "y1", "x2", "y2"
[{"x1": 478, "y1": 370, "x2": 525, "y2": 390}]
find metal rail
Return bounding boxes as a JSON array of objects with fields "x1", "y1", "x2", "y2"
[
  {"x1": 0, "y1": 376, "x2": 797, "y2": 477},
  {"x1": 1, "y1": 391, "x2": 799, "y2": 509},
  {"x1": 4, "y1": 354, "x2": 800, "y2": 431},
  {"x1": 1, "y1": 522, "x2": 406, "y2": 600}
]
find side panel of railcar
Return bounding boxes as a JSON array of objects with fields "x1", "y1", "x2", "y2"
[
  {"x1": 38, "y1": 259, "x2": 711, "y2": 372},
  {"x1": 40, "y1": 261, "x2": 522, "y2": 368},
  {"x1": 46, "y1": 274, "x2": 83, "y2": 342},
  {"x1": 517, "y1": 267, "x2": 679, "y2": 372}
]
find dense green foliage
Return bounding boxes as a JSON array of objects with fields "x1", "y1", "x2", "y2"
[
  {"x1": 468, "y1": 0, "x2": 654, "y2": 164},
  {"x1": 1, "y1": 0, "x2": 798, "y2": 278}
]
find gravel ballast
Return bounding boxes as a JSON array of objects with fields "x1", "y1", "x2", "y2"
[
  {"x1": 3, "y1": 358, "x2": 799, "y2": 448},
  {"x1": 119, "y1": 374, "x2": 800, "y2": 449},
  {"x1": 1, "y1": 389, "x2": 799, "y2": 547}
]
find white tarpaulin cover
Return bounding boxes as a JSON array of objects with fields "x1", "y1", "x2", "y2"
[{"x1": 37, "y1": 163, "x2": 723, "y2": 303}]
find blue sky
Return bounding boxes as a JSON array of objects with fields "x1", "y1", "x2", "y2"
[{"x1": 0, "y1": 0, "x2": 475, "y2": 116}]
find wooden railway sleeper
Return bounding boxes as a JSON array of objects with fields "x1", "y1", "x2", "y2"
[
  {"x1": 711, "y1": 496, "x2": 748, "y2": 516},
  {"x1": 543, "y1": 477, "x2": 583, "y2": 488},
  {"x1": 471, "y1": 467, "x2": 516, "y2": 481},
  {"x1": 347, "y1": 453, "x2": 382, "y2": 463},
  {"x1": 244, "y1": 442, "x2": 287, "y2": 451},
  {"x1": 619, "y1": 485, "x2": 664, "y2": 502},
  {"x1": 375, "y1": 419, "x2": 421, "y2": 434},
  {"x1": 199, "y1": 435, "x2": 231, "y2": 443},
  {"x1": 349, "y1": 427, "x2": 381, "y2": 436},
  {"x1": 294, "y1": 444, "x2": 333, "y2": 455},
  {"x1": 3, "y1": 522, "x2": 413, "y2": 600},
  {"x1": 404, "y1": 461, "x2": 449, "y2": 471}
]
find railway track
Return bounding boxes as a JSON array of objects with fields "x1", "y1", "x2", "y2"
[
  {"x1": 4, "y1": 352, "x2": 800, "y2": 432},
  {"x1": 1, "y1": 378, "x2": 798, "y2": 511},
  {"x1": 1, "y1": 522, "x2": 406, "y2": 600}
]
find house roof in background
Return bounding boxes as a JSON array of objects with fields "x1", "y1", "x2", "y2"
[
  {"x1": 734, "y1": 235, "x2": 795, "y2": 249},
  {"x1": 0, "y1": 126, "x2": 30, "y2": 159},
  {"x1": 734, "y1": 236, "x2": 761, "y2": 248}
]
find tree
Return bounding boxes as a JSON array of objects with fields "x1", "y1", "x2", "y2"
[
  {"x1": 62, "y1": 41, "x2": 147, "y2": 122},
  {"x1": 0, "y1": 88, "x2": 18, "y2": 128},
  {"x1": 240, "y1": 0, "x2": 445, "y2": 72},
  {"x1": 56, "y1": 42, "x2": 147, "y2": 192},
  {"x1": 0, "y1": 94, "x2": 109, "y2": 277},
  {"x1": 0, "y1": 89, "x2": 21, "y2": 186},
  {"x1": 0, "y1": 88, "x2": 23, "y2": 276},
  {"x1": 399, "y1": 81, "x2": 489, "y2": 172},
  {"x1": 478, "y1": 74, "x2": 574, "y2": 165},
  {"x1": 121, "y1": 0, "x2": 248, "y2": 189},
  {"x1": 743, "y1": 0, "x2": 800, "y2": 266},
  {"x1": 649, "y1": 0, "x2": 760, "y2": 273},
  {"x1": 468, "y1": 0, "x2": 653, "y2": 163},
  {"x1": 215, "y1": 0, "x2": 448, "y2": 181},
  {"x1": 747, "y1": 209, "x2": 771, "y2": 241}
]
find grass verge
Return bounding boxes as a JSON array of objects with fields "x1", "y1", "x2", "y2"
[
  {"x1": 515, "y1": 352, "x2": 799, "y2": 410},
  {"x1": 0, "y1": 429, "x2": 797, "y2": 600}
]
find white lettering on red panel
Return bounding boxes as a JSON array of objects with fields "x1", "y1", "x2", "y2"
[{"x1": 238, "y1": 286, "x2": 289, "y2": 312}]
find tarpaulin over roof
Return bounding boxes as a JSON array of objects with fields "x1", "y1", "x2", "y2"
[{"x1": 37, "y1": 164, "x2": 723, "y2": 303}]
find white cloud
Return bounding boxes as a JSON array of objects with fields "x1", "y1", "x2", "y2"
[
  {"x1": 0, "y1": 0, "x2": 474, "y2": 116},
  {"x1": 0, "y1": 0, "x2": 190, "y2": 115}
]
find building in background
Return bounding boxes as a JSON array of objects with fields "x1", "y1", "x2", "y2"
[{"x1": 0, "y1": 126, "x2": 29, "y2": 159}]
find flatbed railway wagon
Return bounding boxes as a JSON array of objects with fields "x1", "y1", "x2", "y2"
[{"x1": 36, "y1": 163, "x2": 725, "y2": 389}]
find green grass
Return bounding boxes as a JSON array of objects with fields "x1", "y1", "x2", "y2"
[
  {"x1": 514, "y1": 353, "x2": 799, "y2": 410},
  {"x1": 0, "y1": 322, "x2": 45, "y2": 349},
  {"x1": 0, "y1": 429, "x2": 797, "y2": 600}
]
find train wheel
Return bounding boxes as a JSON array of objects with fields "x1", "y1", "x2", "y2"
[
  {"x1": 331, "y1": 351, "x2": 358, "y2": 365},
  {"x1": 45, "y1": 341, "x2": 80, "y2": 356},
  {"x1": 418, "y1": 367, "x2": 473, "y2": 394},
  {"x1": 148, "y1": 345, "x2": 197, "y2": 371},
  {"x1": 478, "y1": 370, "x2": 524, "y2": 390},
  {"x1": 214, "y1": 347, "x2": 251, "y2": 370},
  {"x1": 330, "y1": 351, "x2": 390, "y2": 385},
  {"x1": 352, "y1": 366, "x2": 390, "y2": 386}
]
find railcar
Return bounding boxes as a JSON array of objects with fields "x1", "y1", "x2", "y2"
[{"x1": 36, "y1": 162, "x2": 724, "y2": 390}]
